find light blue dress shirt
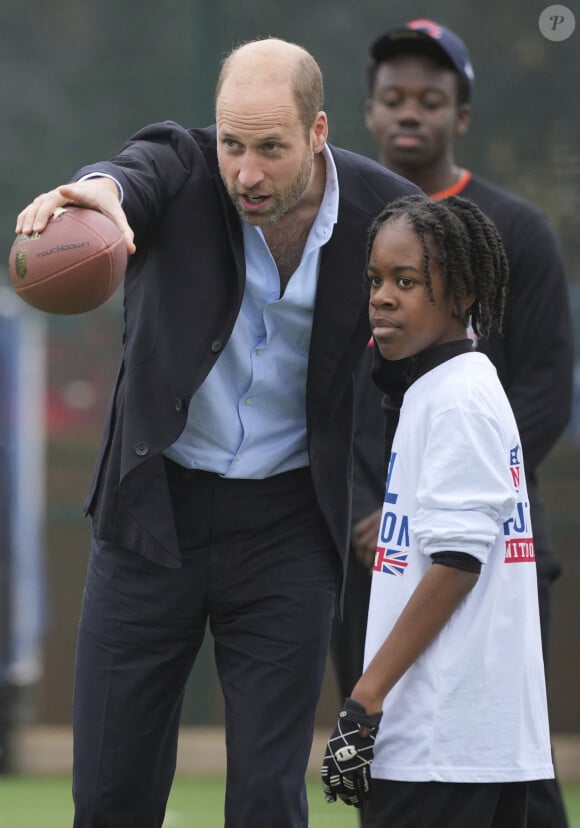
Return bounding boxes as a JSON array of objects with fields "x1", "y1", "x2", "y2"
[{"x1": 164, "y1": 145, "x2": 339, "y2": 478}]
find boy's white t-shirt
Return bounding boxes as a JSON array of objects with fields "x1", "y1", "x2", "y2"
[{"x1": 365, "y1": 351, "x2": 554, "y2": 783}]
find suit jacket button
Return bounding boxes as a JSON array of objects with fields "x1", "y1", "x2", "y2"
[
  {"x1": 211, "y1": 339, "x2": 223, "y2": 353},
  {"x1": 134, "y1": 441, "x2": 149, "y2": 456},
  {"x1": 174, "y1": 397, "x2": 183, "y2": 412}
]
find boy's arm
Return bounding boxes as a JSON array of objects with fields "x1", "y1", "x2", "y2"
[
  {"x1": 352, "y1": 563, "x2": 479, "y2": 714},
  {"x1": 321, "y1": 562, "x2": 479, "y2": 808}
]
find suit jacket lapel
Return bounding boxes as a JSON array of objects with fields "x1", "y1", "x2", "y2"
[
  {"x1": 308, "y1": 195, "x2": 373, "y2": 421},
  {"x1": 215, "y1": 172, "x2": 246, "y2": 303}
]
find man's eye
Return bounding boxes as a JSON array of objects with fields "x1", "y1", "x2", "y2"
[{"x1": 422, "y1": 99, "x2": 444, "y2": 110}]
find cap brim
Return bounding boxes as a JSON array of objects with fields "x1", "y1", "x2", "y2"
[{"x1": 370, "y1": 27, "x2": 450, "y2": 64}]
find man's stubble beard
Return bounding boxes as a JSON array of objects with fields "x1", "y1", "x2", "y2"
[{"x1": 225, "y1": 149, "x2": 314, "y2": 227}]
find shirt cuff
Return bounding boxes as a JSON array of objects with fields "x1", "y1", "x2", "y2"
[{"x1": 77, "y1": 172, "x2": 124, "y2": 204}]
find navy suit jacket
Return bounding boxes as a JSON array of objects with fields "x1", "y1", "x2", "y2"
[{"x1": 76, "y1": 121, "x2": 419, "y2": 583}]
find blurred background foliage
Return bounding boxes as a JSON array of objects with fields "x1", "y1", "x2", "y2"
[
  {"x1": 1, "y1": 0, "x2": 579, "y2": 732},
  {"x1": 2, "y1": 0, "x2": 580, "y2": 283}
]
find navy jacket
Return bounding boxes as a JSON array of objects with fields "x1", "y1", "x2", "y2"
[{"x1": 76, "y1": 121, "x2": 419, "y2": 579}]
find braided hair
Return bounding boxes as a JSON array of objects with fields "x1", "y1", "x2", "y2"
[{"x1": 366, "y1": 194, "x2": 508, "y2": 338}]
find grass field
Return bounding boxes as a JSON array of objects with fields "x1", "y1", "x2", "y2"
[{"x1": 1, "y1": 775, "x2": 579, "y2": 827}]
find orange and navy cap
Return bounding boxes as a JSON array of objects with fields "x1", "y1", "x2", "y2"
[{"x1": 369, "y1": 19, "x2": 475, "y2": 101}]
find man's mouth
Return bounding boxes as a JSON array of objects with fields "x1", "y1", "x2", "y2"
[
  {"x1": 391, "y1": 134, "x2": 423, "y2": 149},
  {"x1": 239, "y1": 193, "x2": 271, "y2": 211}
]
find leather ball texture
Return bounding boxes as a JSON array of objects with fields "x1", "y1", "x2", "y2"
[{"x1": 8, "y1": 206, "x2": 127, "y2": 314}]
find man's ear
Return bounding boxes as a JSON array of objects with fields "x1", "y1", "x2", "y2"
[
  {"x1": 312, "y1": 110, "x2": 329, "y2": 153},
  {"x1": 455, "y1": 103, "x2": 471, "y2": 137}
]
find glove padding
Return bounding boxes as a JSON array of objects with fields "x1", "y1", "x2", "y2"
[{"x1": 321, "y1": 697, "x2": 382, "y2": 808}]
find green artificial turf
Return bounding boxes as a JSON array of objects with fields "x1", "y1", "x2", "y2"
[
  {"x1": 0, "y1": 776, "x2": 354, "y2": 827},
  {"x1": 1, "y1": 775, "x2": 579, "y2": 827}
]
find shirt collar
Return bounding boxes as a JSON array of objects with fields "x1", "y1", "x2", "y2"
[
  {"x1": 318, "y1": 143, "x2": 339, "y2": 232},
  {"x1": 295, "y1": 143, "x2": 339, "y2": 254},
  {"x1": 411, "y1": 339, "x2": 474, "y2": 383}
]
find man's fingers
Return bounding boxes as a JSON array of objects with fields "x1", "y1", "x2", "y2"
[
  {"x1": 352, "y1": 509, "x2": 382, "y2": 547},
  {"x1": 58, "y1": 182, "x2": 136, "y2": 254},
  {"x1": 354, "y1": 544, "x2": 376, "y2": 572},
  {"x1": 15, "y1": 180, "x2": 136, "y2": 255},
  {"x1": 16, "y1": 188, "x2": 68, "y2": 236}
]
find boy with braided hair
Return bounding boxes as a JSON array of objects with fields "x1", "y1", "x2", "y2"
[
  {"x1": 330, "y1": 24, "x2": 574, "y2": 825},
  {"x1": 322, "y1": 195, "x2": 553, "y2": 828}
]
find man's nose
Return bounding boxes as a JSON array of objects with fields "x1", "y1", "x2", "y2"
[
  {"x1": 397, "y1": 98, "x2": 422, "y2": 124},
  {"x1": 238, "y1": 155, "x2": 264, "y2": 189}
]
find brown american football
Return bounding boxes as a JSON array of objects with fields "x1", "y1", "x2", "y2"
[{"x1": 8, "y1": 205, "x2": 127, "y2": 314}]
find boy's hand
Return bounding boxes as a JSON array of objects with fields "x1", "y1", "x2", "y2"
[{"x1": 320, "y1": 698, "x2": 382, "y2": 808}]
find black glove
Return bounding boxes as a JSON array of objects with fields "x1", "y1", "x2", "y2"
[{"x1": 321, "y1": 697, "x2": 383, "y2": 808}]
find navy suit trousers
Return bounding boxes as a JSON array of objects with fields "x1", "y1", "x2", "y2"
[{"x1": 72, "y1": 464, "x2": 339, "y2": 828}]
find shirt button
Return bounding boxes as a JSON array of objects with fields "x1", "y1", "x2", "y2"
[
  {"x1": 244, "y1": 397, "x2": 253, "y2": 406},
  {"x1": 255, "y1": 348, "x2": 264, "y2": 356},
  {"x1": 174, "y1": 397, "x2": 183, "y2": 412},
  {"x1": 134, "y1": 441, "x2": 149, "y2": 457},
  {"x1": 211, "y1": 339, "x2": 223, "y2": 353}
]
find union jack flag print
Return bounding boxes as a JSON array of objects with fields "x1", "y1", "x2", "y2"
[{"x1": 374, "y1": 547, "x2": 408, "y2": 576}]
